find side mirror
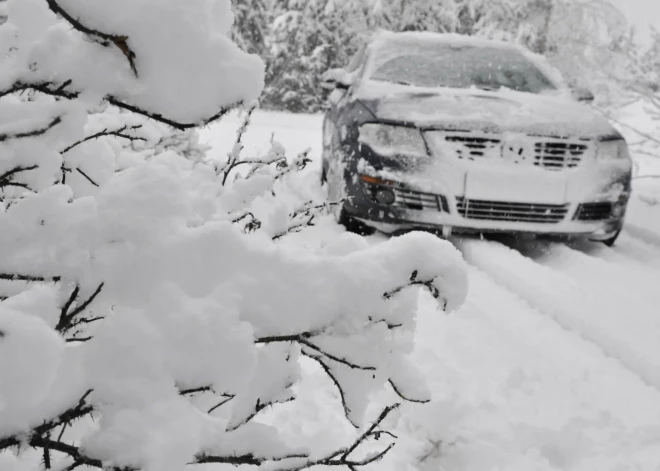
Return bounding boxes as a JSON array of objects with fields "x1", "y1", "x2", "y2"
[
  {"x1": 572, "y1": 86, "x2": 595, "y2": 103},
  {"x1": 321, "y1": 68, "x2": 353, "y2": 91}
]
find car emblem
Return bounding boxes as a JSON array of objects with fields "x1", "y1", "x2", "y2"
[{"x1": 501, "y1": 139, "x2": 530, "y2": 163}]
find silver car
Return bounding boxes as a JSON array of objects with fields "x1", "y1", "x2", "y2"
[{"x1": 321, "y1": 31, "x2": 632, "y2": 246}]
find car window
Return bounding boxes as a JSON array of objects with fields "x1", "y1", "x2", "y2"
[{"x1": 368, "y1": 45, "x2": 556, "y2": 94}]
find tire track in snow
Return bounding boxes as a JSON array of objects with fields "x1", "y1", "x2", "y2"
[
  {"x1": 516, "y1": 240, "x2": 660, "y2": 302},
  {"x1": 454, "y1": 238, "x2": 660, "y2": 393},
  {"x1": 624, "y1": 223, "x2": 660, "y2": 249},
  {"x1": 606, "y1": 232, "x2": 660, "y2": 270}
]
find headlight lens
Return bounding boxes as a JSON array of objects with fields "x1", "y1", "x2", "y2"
[
  {"x1": 597, "y1": 139, "x2": 630, "y2": 160},
  {"x1": 358, "y1": 124, "x2": 427, "y2": 157}
]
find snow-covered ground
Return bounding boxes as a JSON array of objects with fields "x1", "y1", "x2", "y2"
[{"x1": 200, "y1": 110, "x2": 660, "y2": 470}]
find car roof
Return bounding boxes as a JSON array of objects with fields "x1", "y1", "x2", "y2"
[{"x1": 368, "y1": 30, "x2": 522, "y2": 52}]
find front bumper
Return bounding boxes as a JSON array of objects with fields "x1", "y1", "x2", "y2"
[{"x1": 344, "y1": 176, "x2": 628, "y2": 238}]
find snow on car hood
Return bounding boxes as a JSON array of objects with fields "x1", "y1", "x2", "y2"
[{"x1": 355, "y1": 82, "x2": 619, "y2": 139}]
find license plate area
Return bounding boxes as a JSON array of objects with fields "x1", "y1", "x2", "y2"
[{"x1": 465, "y1": 171, "x2": 568, "y2": 204}]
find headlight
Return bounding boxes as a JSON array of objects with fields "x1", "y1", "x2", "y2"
[
  {"x1": 596, "y1": 139, "x2": 630, "y2": 160},
  {"x1": 358, "y1": 124, "x2": 427, "y2": 157}
]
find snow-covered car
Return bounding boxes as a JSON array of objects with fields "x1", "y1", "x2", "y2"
[{"x1": 320, "y1": 32, "x2": 633, "y2": 246}]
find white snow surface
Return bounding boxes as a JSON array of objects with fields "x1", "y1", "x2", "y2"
[{"x1": 197, "y1": 109, "x2": 660, "y2": 471}]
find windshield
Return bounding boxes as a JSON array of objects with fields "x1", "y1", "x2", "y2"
[{"x1": 368, "y1": 45, "x2": 556, "y2": 94}]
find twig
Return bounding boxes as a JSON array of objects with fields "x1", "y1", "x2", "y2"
[
  {"x1": 341, "y1": 404, "x2": 400, "y2": 460},
  {"x1": 1, "y1": 81, "x2": 241, "y2": 131},
  {"x1": 301, "y1": 351, "x2": 354, "y2": 426},
  {"x1": 194, "y1": 452, "x2": 308, "y2": 466},
  {"x1": 0, "y1": 165, "x2": 38, "y2": 183},
  {"x1": 383, "y1": 270, "x2": 443, "y2": 304},
  {"x1": 74, "y1": 168, "x2": 99, "y2": 187},
  {"x1": 179, "y1": 386, "x2": 214, "y2": 396},
  {"x1": 207, "y1": 395, "x2": 235, "y2": 414},
  {"x1": 56, "y1": 283, "x2": 104, "y2": 334},
  {"x1": 107, "y1": 96, "x2": 240, "y2": 131},
  {"x1": 61, "y1": 125, "x2": 145, "y2": 153},
  {"x1": 0, "y1": 116, "x2": 62, "y2": 143},
  {"x1": 44, "y1": 0, "x2": 138, "y2": 76},
  {"x1": 300, "y1": 339, "x2": 376, "y2": 371},
  {"x1": 0, "y1": 274, "x2": 61, "y2": 283},
  {"x1": 388, "y1": 379, "x2": 429, "y2": 404}
]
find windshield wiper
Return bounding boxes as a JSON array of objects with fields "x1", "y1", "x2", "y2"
[{"x1": 474, "y1": 84, "x2": 500, "y2": 92}]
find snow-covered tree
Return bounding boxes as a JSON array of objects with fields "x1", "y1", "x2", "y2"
[
  {"x1": 0, "y1": 1, "x2": 468, "y2": 470},
  {"x1": 232, "y1": 0, "x2": 270, "y2": 57},
  {"x1": 257, "y1": 0, "x2": 636, "y2": 112}
]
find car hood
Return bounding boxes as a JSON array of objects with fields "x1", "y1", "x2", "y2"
[{"x1": 354, "y1": 83, "x2": 619, "y2": 139}]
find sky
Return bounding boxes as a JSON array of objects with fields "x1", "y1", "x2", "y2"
[{"x1": 614, "y1": 0, "x2": 660, "y2": 45}]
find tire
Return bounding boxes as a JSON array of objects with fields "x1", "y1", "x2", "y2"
[
  {"x1": 599, "y1": 228, "x2": 621, "y2": 247},
  {"x1": 337, "y1": 207, "x2": 375, "y2": 236},
  {"x1": 320, "y1": 164, "x2": 328, "y2": 185}
]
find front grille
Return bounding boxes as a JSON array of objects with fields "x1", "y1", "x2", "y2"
[
  {"x1": 534, "y1": 141, "x2": 588, "y2": 170},
  {"x1": 456, "y1": 197, "x2": 569, "y2": 224},
  {"x1": 574, "y1": 202, "x2": 613, "y2": 221},
  {"x1": 445, "y1": 135, "x2": 501, "y2": 160},
  {"x1": 427, "y1": 131, "x2": 591, "y2": 169},
  {"x1": 392, "y1": 187, "x2": 445, "y2": 212}
]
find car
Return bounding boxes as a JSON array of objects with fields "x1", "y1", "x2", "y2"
[{"x1": 320, "y1": 31, "x2": 632, "y2": 246}]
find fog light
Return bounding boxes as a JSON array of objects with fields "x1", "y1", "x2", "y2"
[
  {"x1": 607, "y1": 183, "x2": 625, "y2": 202},
  {"x1": 375, "y1": 189, "x2": 395, "y2": 205}
]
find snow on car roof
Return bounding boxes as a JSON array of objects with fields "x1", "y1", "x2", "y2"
[{"x1": 368, "y1": 30, "x2": 520, "y2": 51}]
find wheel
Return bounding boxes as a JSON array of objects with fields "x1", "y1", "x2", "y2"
[
  {"x1": 599, "y1": 228, "x2": 621, "y2": 247},
  {"x1": 337, "y1": 207, "x2": 375, "y2": 236},
  {"x1": 320, "y1": 163, "x2": 328, "y2": 185}
]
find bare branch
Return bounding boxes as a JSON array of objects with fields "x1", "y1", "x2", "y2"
[
  {"x1": 273, "y1": 151, "x2": 313, "y2": 182},
  {"x1": 44, "y1": 0, "x2": 138, "y2": 76},
  {"x1": 0, "y1": 273, "x2": 61, "y2": 283},
  {"x1": 194, "y1": 452, "x2": 308, "y2": 467},
  {"x1": 74, "y1": 167, "x2": 100, "y2": 187},
  {"x1": 300, "y1": 339, "x2": 376, "y2": 371},
  {"x1": 341, "y1": 404, "x2": 399, "y2": 460},
  {"x1": 107, "y1": 96, "x2": 240, "y2": 131},
  {"x1": 0, "y1": 116, "x2": 62, "y2": 143},
  {"x1": 301, "y1": 351, "x2": 354, "y2": 426},
  {"x1": 388, "y1": 379, "x2": 429, "y2": 404},
  {"x1": 231, "y1": 211, "x2": 262, "y2": 233},
  {"x1": 0, "y1": 81, "x2": 79, "y2": 100},
  {"x1": 272, "y1": 201, "x2": 343, "y2": 240},
  {"x1": 66, "y1": 336, "x2": 93, "y2": 343},
  {"x1": 1, "y1": 82, "x2": 241, "y2": 131},
  {"x1": 227, "y1": 395, "x2": 295, "y2": 432},
  {"x1": 57, "y1": 283, "x2": 105, "y2": 338},
  {"x1": 179, "y1": 386, "x2": 214, "y2": 396},
  {"x1": 256, "y1": 331, "x2": 375, "y2": 370},
  {"x1": 207, "y1": 395, "x2": 235, "y2": 414},
  {"x1": 61, "y1": 125, "x2": 145, "y2": 153},
  {"x1": 384, "y1": 270, "x2": 445, "y2": 309},
  {"x1": 0, "y1": 165, "x2": 38, "y2": 183}
]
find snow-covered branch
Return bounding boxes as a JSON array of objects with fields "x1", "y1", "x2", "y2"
[
  {"x1": 0, "y1": 1, "x2": 468, "y2": 470},
  {"x1": 44, "y1": 0, "x2": 139, "y2": 76}
]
